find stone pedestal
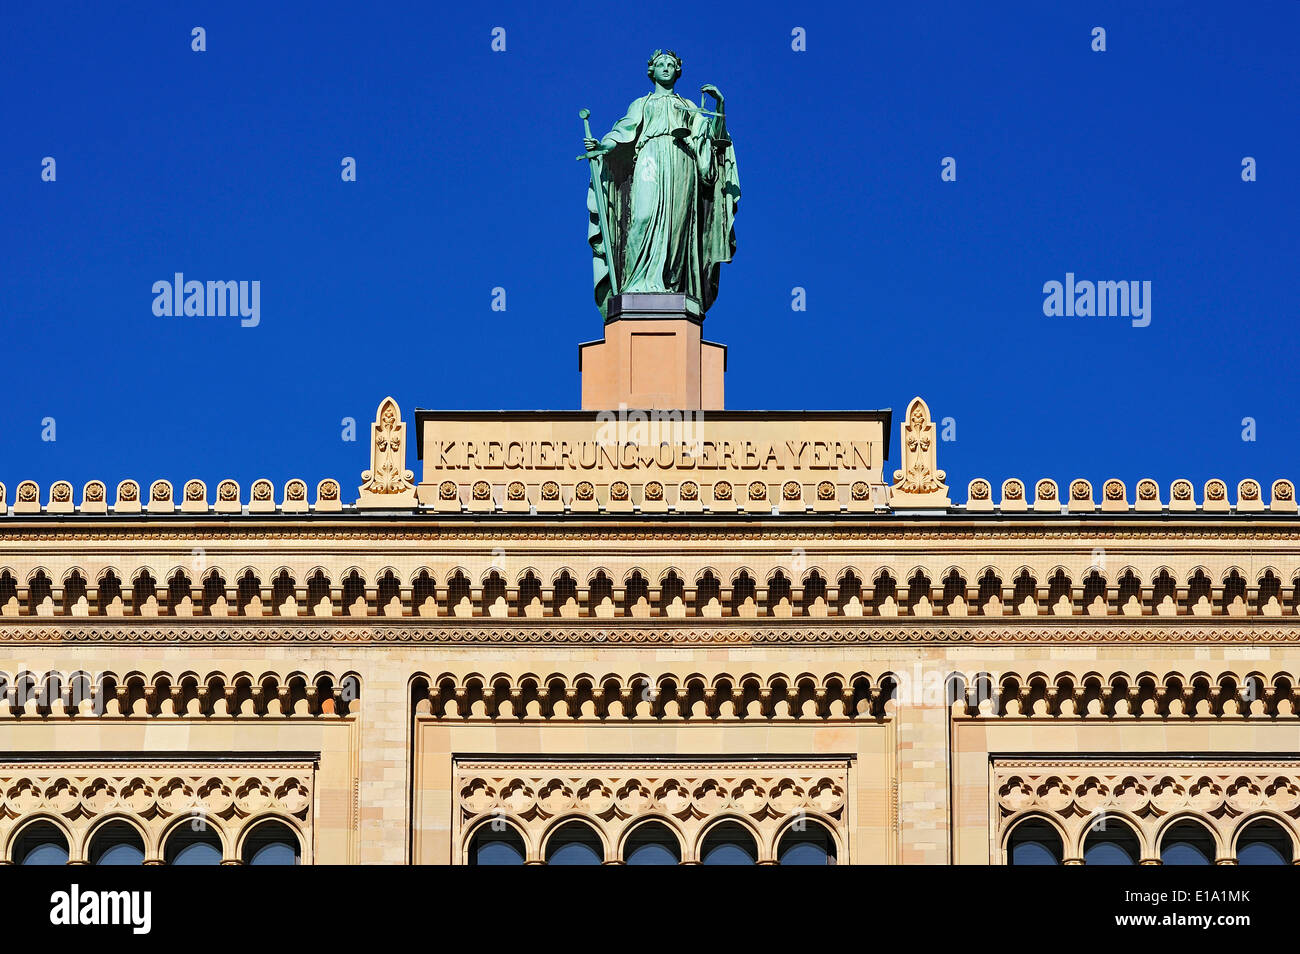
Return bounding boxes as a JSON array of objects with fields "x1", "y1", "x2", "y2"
[{"x1": 579, "y1": 294, "x2": 726, "y2": 410}]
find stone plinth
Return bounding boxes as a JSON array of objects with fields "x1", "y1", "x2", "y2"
[{"x1": 579, "y1": 294, "x2": 726, "y2": 410}]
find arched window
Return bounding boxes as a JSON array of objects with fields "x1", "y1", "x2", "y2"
[
  {"x1": 1083, "y1": 820, "x2": 1139, "y2": 865},
  {"x1": 271, "y1": 570, "x2": 296, "y2": 615},
  {"x1": 730, "y1": 571, "x2": 756, "y2": 615},
  {"x1": 236, "y1": 570, "x2": 260, "y2": 614},
  {"x1": 1236, "y1": 819, "x2": 1293, "y2": 865},
  {"x1": 165, "y1": 826, "x2": 223, "y2": 865},
  {"x1": 89, "y1": 821, "x2": 145, "y2": 865},
  {"x1": 468, "y1": 824, "x2": 526, "y2": 866},
  {"x1": 588, "y1": 572, "x2": 613, "y2": 615},
  {"x1": 28, "y1": 571, "x2": 53, "y2": 614},
  {"x1": 778, "y1": 820, "x2": 837, "y2": 865},
  {"x1": 695, "y1": 571, "x2": 720, "y2": 616},
  {"x1": 623, "y1": 821, "x2": 680, "y2": 865},
  {"x1": 766, "y1": 571, "x2": 791, "y2": 615},
  {"x1": 552, "y1": 572, "x2": 577, "y2": 616},
  {"x1": 802, "y1": 571, "x2": 827, "y2": 614},
  {"x1": 242, "y1": 820, "x2": 300, "y2": 865},
  {"x1": 1007, "y1": 818, "x2": 1062, "y2": 865},
  {"x1": 482, "y1": 571, "x2": 507, "y2": 615},
  {"x1": 1160, "y1": 820, "x2": 1215, "y2": 865},
  {"x1": 308, "y1": 570, "x2": 332, "y2": 614},
  {"x1": 700, "y1": 821, "x2": 757, "y2": 865},
  {"x1": 545, "y1": 821, "x2": 603, "y2": 865},
  {"x1": 377, "y1": 570, "x2": 401, "y2": 615},
  {"x1": 64, "y1": 571, "x2": 88, "y2": 614},
  {"x1": 12, "y1": 821, "x2": 68, "y2": 865},
  {"x1": 202, "y1": 571, "x2": 226, "y2": 614},
  {"x1": 624, "y1": 572, "x2": 649, "y2": 615},
  {"x1": 168, "y1": 569, "x2": 192, "y2": 615},
  {"x1": 509, "y1": 572, "x2": 537, "y2": 616}
]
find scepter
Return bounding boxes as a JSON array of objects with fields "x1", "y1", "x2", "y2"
[{"x1": 578, "y1": 108, "x2": 619, "y2": 295}]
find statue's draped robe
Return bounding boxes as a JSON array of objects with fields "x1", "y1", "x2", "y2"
[{"x1": 588, "y1": 92, "x2": 739, "y2": 317}]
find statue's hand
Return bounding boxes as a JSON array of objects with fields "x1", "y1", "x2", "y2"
[
  {"x1": 583, "y1": 138, "x2": 600, "y2": 152},
  {"x1": 700, "y1": 84, "x2": 724, "y2": 104}
]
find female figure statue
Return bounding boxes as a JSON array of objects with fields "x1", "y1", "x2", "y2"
[{"x1": 583, "y1": 49, "x2": 739, "y2": 317}]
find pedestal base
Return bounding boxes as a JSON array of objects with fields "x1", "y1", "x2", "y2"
[{"x1": 579, "y1": 294, "x2": 726, "y2": 410}]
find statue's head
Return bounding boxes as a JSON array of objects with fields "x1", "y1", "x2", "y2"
[{"x1": 647, "y1": 49, "x2": 682, "y2": 86}]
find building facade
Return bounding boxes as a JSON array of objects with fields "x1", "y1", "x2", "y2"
[{"x1": 2, "y1": 387, "x2": 1300, "y2": 866}]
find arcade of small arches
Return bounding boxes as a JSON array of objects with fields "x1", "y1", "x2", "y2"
[
  {"x1": 0, "y1": 669, "x2": 357, "y2": 718},
  {"x1": 7, "y1": 563, "x2": 1300, "y2": 622},
  {"x1": 451, "y1": 761, "x2": 847, "y2": 864},
  {"x1": 1005, "y1": 814, "x2": 1297, "y2": 866},
  {"x1": 998, "y1": 763, "x2": 1300, "y2": 864},
  {"x1": 6, "y1": 815, "x2": 304, "y2": 865},
  {"x1": 465, "y1": 815, "x2": 839, "y2": 865},
  {"x1": 414, "y1": 668, "x2": 1300, "y2": 721}
]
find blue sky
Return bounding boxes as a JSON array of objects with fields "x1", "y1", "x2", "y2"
[{"x1": 3, "y1": 1, "x2": 1297, "y2": 498}]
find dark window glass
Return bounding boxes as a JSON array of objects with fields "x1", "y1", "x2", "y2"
[
  {"x1": 90, "y1": 822, "x2": 145, "y2": 865},
  {"x1": 165, "y1": 826, "x2": 222, "y2": 865},
  {"x1": 1160, "y1": 821, "x2": 1215, "y2": 866},
  {"x1": 545, "y1": 821, "x2": 602, "y2": 865},
  {"x1": 1008, "y1": 819, "x2": 1062, "y2": 866},
  {"x1": 1083, "y1": 824, "x2": 1139, "y2": 865},
  {"x1": 624, "y1": 822, "x2": 680, "y2": 865},
  {"x1": 701, "y1": 821, "x2": 757, "y2": 865},
  {"x1": 242, "y1": 820, "x2": 300, "y2": 865},
  {"x1": 14, "y1": 822, "x2": 68, "y2": 865},
  {"x1": 778, "y1": 822, "x2": 837, "y2": 865},
  {"x1": 1237, "y1": 820, "x2": 1292, "y2": 866},
  {"x1": 469, "y1": 825, "x2": 525, "y2": 866}
]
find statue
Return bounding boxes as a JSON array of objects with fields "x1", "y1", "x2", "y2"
[{"x1": 580, "y1": 49, "x2": 740, "y2": 318}]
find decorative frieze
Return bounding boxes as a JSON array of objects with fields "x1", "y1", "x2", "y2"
[
  {"x1": 0, "y1": 759, "x2": 314, "y2": 864},
  {"x1": 453, "y1": 757, "x2": 848, "y2": 864},
  {"x1": 994, "y1": 758, "x2": 1300, "y2": 864}
]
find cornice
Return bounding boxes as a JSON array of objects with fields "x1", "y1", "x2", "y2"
[{"x1": 3, "y1": 616, "x2": 1300, "y2": 646}]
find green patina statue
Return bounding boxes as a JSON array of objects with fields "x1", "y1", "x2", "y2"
[{"x1": 580, "y1": 50, "x2": 740, "y2": 318}]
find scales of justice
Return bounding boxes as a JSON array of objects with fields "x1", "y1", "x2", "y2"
[{"x1": 576, "y1": 49, "x2": 740, "y2": 411}]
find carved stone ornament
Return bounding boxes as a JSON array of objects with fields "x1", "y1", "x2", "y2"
[
  {"x1": 357, "y1": 396, "x2": 417, "y2": 509},
  {"x1": 889, "y1": 396, "x2": 950, "y2": 508}
]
